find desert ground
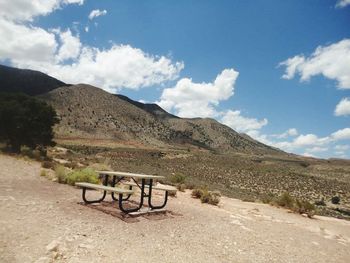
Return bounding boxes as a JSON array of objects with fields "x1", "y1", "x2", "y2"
[{"x1": 1, "y1": 153, "x2": 350, "y2": 263}]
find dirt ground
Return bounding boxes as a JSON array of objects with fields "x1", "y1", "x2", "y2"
[{"x1": 0, "y1": 154, "x2": 349, "y2": 263}]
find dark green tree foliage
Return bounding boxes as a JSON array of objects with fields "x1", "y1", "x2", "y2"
[{"x1": 0, "y1": 93, "x2": 59, "y2": 152}]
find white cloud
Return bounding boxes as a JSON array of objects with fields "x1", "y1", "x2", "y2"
[
  {"x1": 0, "y1": 0, "x2": 83, "y2": 22},
  {"x1": 334, "y1": 145, "x2": 350, "y2": 151},
  {"x1": 335, "y1": 97, "x2": 350, "y2": 116},
  {"x1": 331, "y1": 128, "x2": 350, "y2": 140},
  {"x1": 0, "y1": 1, "x2": 183, "y2": 92},
  {"x1": 13, "y1": 44, "x2": 184, "y2": 92},
  {"x1": 303, "y1": 152, "x2": 316, "y2": 158},
  {"x1": 293, "y1": 134, "x2": 330, "y2": 147},
  {"x1": 280, "y1": 39, "x2": 350, "y2": 89},
  {"x1": 63, "y1": 0, "x2": 83, "y2": 5},
  {"x1": 221, "y1": 110, "x2": 268, "y2": 133},
  {"x1": 0, "y1": 18, "x2": 57, "y2": 63},
  {"x1": 55, "y1": 28, "x2": 81, "y2": 62},
  {"x1": 158, "y1": 69, "x2": 238, "y2": 118},
  {"x1": 84, "y1": 26, "x2": 89, "y2": 32},
  {"x1": 271, "y1": 128, "x2": 298, "y2": 139},
  {"x1": 88, "y1": 9, "x2": 107, "y2": 20},
  {"x1": 336, "y1": 0, "x2": 350, "y2": 8},
  {"x1": 306, "y1": 146, "x2": 328, "y2": 153}
]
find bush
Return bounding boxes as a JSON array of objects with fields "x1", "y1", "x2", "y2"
[
  {"x1": 270, "y1": 192, "x2": 316, "y2": 218},
  {"x1": 65, "y1": 168, "x2": 99, "y2": 186},
  {"x1": 200, "y1": 189, "x2": 210, "y2": 203},
  {"x1": 261, "y1": 192, "x2": 275, "y2": 204},
  {"x1": 294, "y1": 199, "x2": 316, "y2": 218},
  {"x1": 55, "y1": 165, "x2": 69, "y2": 184},
  {"x1": 41, "y1": 161, "x2": 54, "y2": 169},
  {"x1": 208, "y1": 191, "x2": 221, "y2": 205},
  {"x1": 177, "y1": 183, "x2": 186, "y2": 192},
  {"x1": 275, "y1": 192, "x2": 294, "y2": 209},
  {"x1": 192, "y1": 188, "x2": 204, "y2": 199},
  {"x1": 331, "y1": 196, "x2": 340, "y2": 204},
  {"x1": 192, "y1": 187, "x2": 221, "y2": 205},
  {"x1": 40, "y1": 170, "x2": 47, "y2": 177},
  {"x1": 169, "y1": 173, "x2": 186, "y2": 185}
]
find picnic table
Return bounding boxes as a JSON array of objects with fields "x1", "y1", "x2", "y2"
[{"x1": 75, "y1": 171, "x2": 176, "y2": 214}]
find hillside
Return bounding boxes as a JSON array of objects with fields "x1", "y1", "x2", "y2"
[
  {"x1": 0, "y1": 64, "x2": 68, "y2": 95},
  {"x1": 40, "y1": 84, "x2": 284, "y2": 155},
  {"x1": 0, "y1": 64, "x2": 284, "y2": 154}
]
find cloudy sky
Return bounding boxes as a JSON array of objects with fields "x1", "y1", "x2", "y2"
[{"x1": 0, "y1": 0, "x2": 349, "y2": 158}]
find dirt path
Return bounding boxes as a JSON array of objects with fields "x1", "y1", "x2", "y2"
[{"x1": 0, "y1": 154, "x2": 349, "y2": 263}]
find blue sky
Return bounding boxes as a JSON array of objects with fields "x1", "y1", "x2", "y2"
[{"x1": 0, "y1": 0, "x2": 349, "y2": 158}]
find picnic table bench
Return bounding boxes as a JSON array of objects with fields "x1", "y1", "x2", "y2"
[{"x1": 75, "y1": 171, "x2": 176, "y2": 214}]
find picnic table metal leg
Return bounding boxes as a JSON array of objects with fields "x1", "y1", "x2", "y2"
[
  {"x1": 148, "y1": 179, "x2": 169, "y2": 210},
  {"x1": 81, "y1": 174, "x2": 109, "y2": 204},
  {"x1": 111, "y1": 176, "x2": 132, "y2": 201},
  {"x1": 118, "y1": 178, "x2": 146, "y2": 213},
  {"x1": 82, "y1": 187, "x2": 107, "y2": 204}
]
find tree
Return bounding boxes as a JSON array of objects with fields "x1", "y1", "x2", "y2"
[{"x1": 0, "y1": 93, "x2": 59, "y2": 152}]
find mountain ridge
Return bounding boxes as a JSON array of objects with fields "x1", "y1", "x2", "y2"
[
  {"x1": 1, "y1": 64, "x2": 285, "y2": 155},
  {"x1": 0, "y1": 64, "x2": 69, "y2": 95}
]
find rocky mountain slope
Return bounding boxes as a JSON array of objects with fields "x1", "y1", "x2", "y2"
[
  {"x1": 0, "y1": 64, "x2": 68, "y2": 95},
  {"x1": 40, "y1": 84, "x2": 283, "y2": 155},
  {"x1": 0, "y1": 64, "x2": 284, "y2": 154}
]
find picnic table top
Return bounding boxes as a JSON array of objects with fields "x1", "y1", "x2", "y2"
[{"x1": 96, "y1": 170, "x2": 165, "y2": 179}]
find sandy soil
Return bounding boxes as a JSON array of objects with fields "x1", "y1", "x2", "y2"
[{"x1": 0, "y1": 154, "x2": 349, "y2": 263}]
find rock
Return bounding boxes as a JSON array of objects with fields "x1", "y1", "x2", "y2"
[{"x1": 46, "y1": 240, "x2": 60, "y2": 252}]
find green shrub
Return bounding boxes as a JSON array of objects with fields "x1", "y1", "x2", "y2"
[
  {"x1": 169, "y1": 173, "x2": 186, "y2": 184},
  {"x1": 261, "y1": 192, "x2": 275, "y2": 204},
  {"x1": 55, "y1": 165, "x2": 69, "y2": 184},
  {"x1": 66, "y1": 168, "x2": 99, "y2": 186},
  {"x1": 331, "y1": 196, "x2": 340, "y2": 204},
  {"x1": 40, "y1": 170, "x2": 47, "y2": 177},
  {"x1": 275, "y1": 192, "x2": 294, "y2": 209},
  {"x1": 294, "y1": 199, "x2": 316, "y2": 218}
]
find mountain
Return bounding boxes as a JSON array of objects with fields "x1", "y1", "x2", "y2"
[
  {"x1": 0, "y1": 64, "x2": 68, "y2": 95},
  {"x1": 40, "y1": 84, "x2": 283, "y2": 155},
  {"x1": 1, "y1": 64, "x2": 284, "y2": 155},
  {"x1": 116, "y1": 94, "x2": 178, "y2": 119}
]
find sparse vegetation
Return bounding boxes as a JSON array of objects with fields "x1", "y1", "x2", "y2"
[
  {"x1": 55, "y1": 165, "x2": 69, "y2": 184},
  {"x1": 54, "y1": 165, "x2": 99, "y2": 186},
  {"x1": 40, "y1": 170, "x2": 47, "y2": 177},
  {"x1": 177, "y1": 183, "x2": 186, "y2": 192},
  {"x1": 261, "y1": 192, "x2": 275, "y2": 204},
  {"x1": 191, "y1": 186, "x2": 221, "y2": 206},
  {"x1": 315, "y1": 198, "x2": 326, "y2": 206},
  {"x1": 274, "y1": 192, "x2": 295, "y2": 208},
  {"x1": 270, "y1": 192, "x2": 316, "y2": 218},
  {"x1": 65, "y1": 168, "x2": 99, "y2": 186},
  {"x1": 331, "y1": 196, "x2": 340, "y2": 204},
  {"x1": 169, "y1": 172, "x2": 186, "y2": 185}
]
